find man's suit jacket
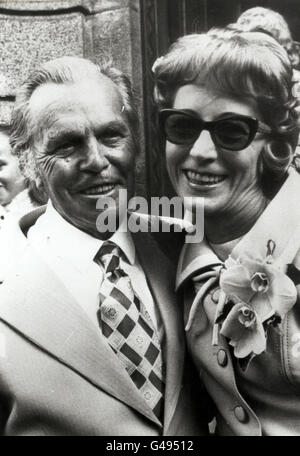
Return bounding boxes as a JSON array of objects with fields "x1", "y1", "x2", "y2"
[{"x1": 0, "y1": 207, "x2": 209, "y2": 436}]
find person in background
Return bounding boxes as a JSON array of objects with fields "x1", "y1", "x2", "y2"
[
  {"x1": 234, "y1": 7, "x2": 300, "y2": 156},
  {"x1": 0, "y1": 125, "x2": 26, "y2": 225},
  {"x1": 0, "y1": 124, "x2": 41, "y2": 228},
  {"x1": 153, "y1": 27, "x2": 300, "y2": 435},
  {"x1": 235, "y1": 7, "x2": 300, "y2": 71}
]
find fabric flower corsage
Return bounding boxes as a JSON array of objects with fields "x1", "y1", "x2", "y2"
[{"x1": 214, "y1": 240, "x2": 297, "y2": 369}]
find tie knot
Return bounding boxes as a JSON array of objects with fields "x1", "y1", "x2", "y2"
[{"x1": 94, "y1": 241, "x2": 123, "y2": 273}]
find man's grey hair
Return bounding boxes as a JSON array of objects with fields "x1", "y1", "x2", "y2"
[{"x1": 10, "y1": 56, "x2": 140, "y2": 183}]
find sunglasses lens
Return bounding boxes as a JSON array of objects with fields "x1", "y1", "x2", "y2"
[
  {"x1": 161, "y1": 111, "x2": 259, "y2": 151},
  {"x1": 164, "y1": 113, "x2": 200, "y2": 144},
  {"x1": 214, "y1": 119, "x2": 254, "y2": 151}
]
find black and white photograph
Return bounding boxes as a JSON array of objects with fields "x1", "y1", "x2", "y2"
[{"x1": 0, "y1": 0, "x2": 300, "y2": 439}]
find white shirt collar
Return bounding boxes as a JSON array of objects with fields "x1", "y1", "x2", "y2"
[{"x1": 37, "y1": 201, "x2": 135, "y2": 268}]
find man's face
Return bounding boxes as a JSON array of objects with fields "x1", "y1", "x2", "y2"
[
  {"x1": 0, "y1": 132, "x2": 26, "y2": 206},
  {"x1": 29, "y1": 77, "x2": 135, "y2": 238}
]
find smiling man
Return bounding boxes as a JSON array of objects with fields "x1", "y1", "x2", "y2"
[
  {"x1": 0, "y1": 57, "x2": 210, "y2": 436},
  {"x1": 26, "y1": 68, "x2": 135, "y2": 238}
]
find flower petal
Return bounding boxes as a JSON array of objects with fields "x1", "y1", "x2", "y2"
[
  {"x1": 220, "y1": 302, "x2": 266, "y2": 359},
  {"x1": 220, "y1": 302, "x2": 251, "y2": 343},
  {"x1": 232, "y1": 317, "x2": 266, "y2": 359},
  {"x1": 239, "y1": 256, "x2": 267, "y2": 274},
  {"x1": 250, "y1": 272, "x2": 269, "y2": 293},
  {"x1": 251, "y1": 292, "x2": 275, "y2": 322},
  {"x1": 224, "y1": 256, "x2": 238, "y2": 269},
  {"x1": 267, "y1": 271, "x2": 297, "y2": 317},
  {"x1": 220, "y1": 265, "x2": 254, "y2": 302}
]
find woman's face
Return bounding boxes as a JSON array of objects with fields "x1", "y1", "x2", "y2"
[{"x1": 165, "y1": 84, "x2": 268, "y2": 217}]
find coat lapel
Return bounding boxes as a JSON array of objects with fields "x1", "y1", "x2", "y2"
[
  {"x1": 132, "y1": 230, "x2": 185, "y2": 433},
  {"x1": 176, "y1": 239, "x2": 222, "y2": 290},
  {"x1": 0, "y1": 214, "x2": 161, "y2": 427},
  {"x1": 232, "y1": 169, "x2": 300, "y2": 264}
]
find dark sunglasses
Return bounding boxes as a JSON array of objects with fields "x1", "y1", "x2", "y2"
[{"x1": 159, "y1": 108, "x2": 271, "y2": 151}]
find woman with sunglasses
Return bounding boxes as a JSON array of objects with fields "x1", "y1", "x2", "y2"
[{"x1": 153, "y1": 27, "x2": 300, "y2": 435}]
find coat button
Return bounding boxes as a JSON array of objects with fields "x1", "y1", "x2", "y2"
[
  {"x1": 217, "y1": 349, "x2": 228, "y2": 367},
  {"x1": 234, "y1": 406, "x2": 248, "y2": 423}
]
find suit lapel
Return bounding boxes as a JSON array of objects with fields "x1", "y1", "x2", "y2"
[
  {"x1": 0, "y1": 219, "x2": 161, "y2": 427},
  {"x1": 132, "y1": 230, "x2": 185, "y2": 433}
]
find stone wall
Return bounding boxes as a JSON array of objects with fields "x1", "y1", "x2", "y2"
[{"x1": 0, "y1": 0, "x2": 146, "y2": 194}]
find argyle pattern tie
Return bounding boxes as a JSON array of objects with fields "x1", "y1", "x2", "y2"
[{"x1": 94, "y1": 241, "x2": 165, "y2": 421}]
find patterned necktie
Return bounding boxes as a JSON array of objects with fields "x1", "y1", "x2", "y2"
[{"x1": 94, "y1": 241, "x2": 165, "y2": 422}]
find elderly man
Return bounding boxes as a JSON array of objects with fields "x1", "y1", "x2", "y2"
[{"x1": 0, "y1": 57, "x2": 210, "y2": 436}]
